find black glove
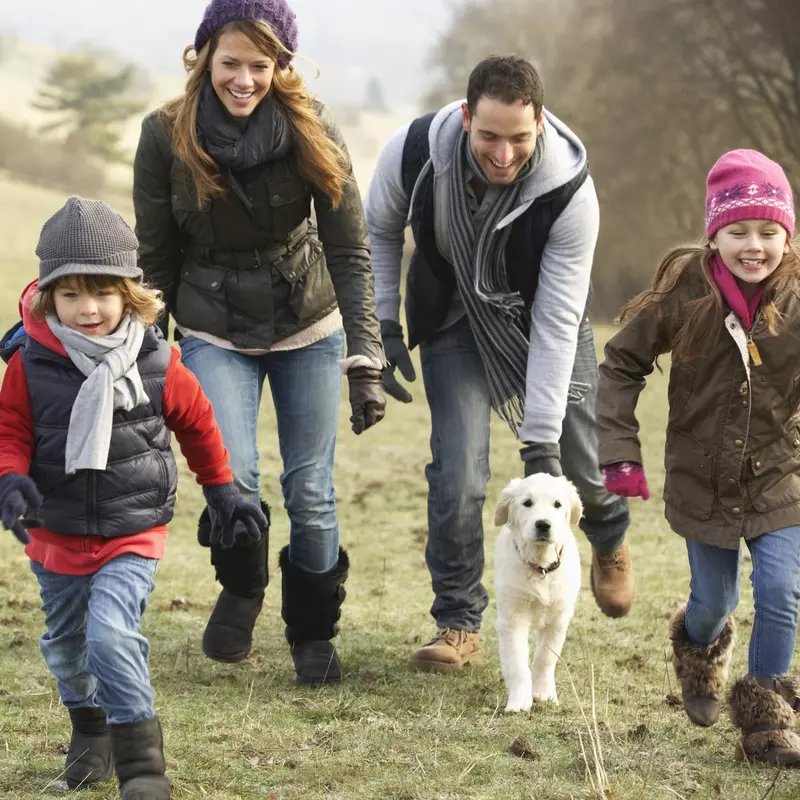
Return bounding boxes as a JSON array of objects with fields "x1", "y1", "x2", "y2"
[
  {"x1": 348, "y1": 366, "x2": 386, "y2": 435},
  {"x1": 380, "y1": 319, "x2": 416, "y2": 403},
  {"x1": 520, "y1": 442, "x2": 563, "y2": 478},
  {"x1": 0, "y1": 472, "x2": 43, "y2": 545},
  {"x1": 202, "y1": 483, "x2": 267, "y2": 549}
]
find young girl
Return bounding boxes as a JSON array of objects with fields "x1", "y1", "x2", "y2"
[
  {"x1": 597, "y1": 150, "x2": 800, "y2": 765},
  {"x1": 0, "y1": 196, "x2": 268, "y2": 798}
]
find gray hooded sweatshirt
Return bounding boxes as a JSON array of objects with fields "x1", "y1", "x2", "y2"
[{"x1": 364, "y1": 100, "x2": 600, "y2": 445}]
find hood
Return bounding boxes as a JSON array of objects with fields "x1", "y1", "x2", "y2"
[
  {"x1": 19, "y1": 279, "x2": 67, "y2": 357},
  {"x1": 427, "y1": 100, "x2": 589, "y2": 227}
]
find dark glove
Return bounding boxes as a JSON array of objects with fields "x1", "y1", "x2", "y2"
[
  {"x1": 348, "y1": 366, "x2": 386, "y2": 435},
  {"x1": 0, "y1": 472, "x2": 43, "y2": 545},
  {"x1": 202, "y1": 483, "x2": 268, "y2": 549},
  {"x1": 380, "y1": 319, "x2": 416, "y2": 403},
  {"x1": 520, "y1": 442, "x2": 563, "y2": 478}
]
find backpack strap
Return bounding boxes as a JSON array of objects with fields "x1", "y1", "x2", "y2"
[{"x1": 401, "y1": 112, "x2": 436, "y2": 197}]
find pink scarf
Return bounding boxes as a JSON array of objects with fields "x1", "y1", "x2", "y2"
[{"x1": 709, "y1": 253, "x2": 763, "y2": 330}]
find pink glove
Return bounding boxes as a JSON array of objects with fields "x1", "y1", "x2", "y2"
[{"x1": 603, "y1": 461, "x2": 650, "y2": 500}]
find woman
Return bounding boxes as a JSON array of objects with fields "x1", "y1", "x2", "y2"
[{"x1": 133, "y1": 0, "x2": 386, "y2": 686}]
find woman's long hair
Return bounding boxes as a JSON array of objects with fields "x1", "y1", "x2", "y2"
[
  {"x1": 159, "y1": 19, "x2": 350, "y2": 208},
  {"x1": 620, "y1": 237, "x2": 800, "y2": 365}
]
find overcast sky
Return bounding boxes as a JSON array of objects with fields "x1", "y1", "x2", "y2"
[{"x1": 1, "y1": 0, "x2": 455, "y2": 107}]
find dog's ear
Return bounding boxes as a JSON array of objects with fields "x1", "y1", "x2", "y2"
[
  {"x1": 494, "y1": 478, "x2": 522, "y2": 526},
  {"x1": 566, "y1": 480, "x2": 583, "y2": 526}
]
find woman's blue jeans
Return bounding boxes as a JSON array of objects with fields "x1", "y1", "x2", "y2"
[{"x1": 180, "y1": 331, "x2": 345, "y2": 593}]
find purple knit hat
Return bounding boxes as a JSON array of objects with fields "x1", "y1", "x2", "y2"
[
  {"x1": 705, "y1": 149, "x2": 795, "y2": 239},
  {"x1": 194, "y1": 0, "x2": 298, "y2": 69}
]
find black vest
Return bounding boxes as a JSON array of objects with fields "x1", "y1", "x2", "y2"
[
  {"x1": 17, "y1": 329, "x2": 178, "y2": 537},
  {"x1": 402, "y1": 112, "x2": 589, "y2": 348}
]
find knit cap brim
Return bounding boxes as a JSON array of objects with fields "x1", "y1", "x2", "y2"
[{"x1": 38, "y1": 261, "x2": 143, "y2": 291}]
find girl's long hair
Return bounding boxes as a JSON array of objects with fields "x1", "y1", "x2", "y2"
[
  {"x1": 620, "y1": 237, "x2": 800, "y2": 364},
  {"x1": 159, "y1": 19, "x2": 350, "y2": 208}
]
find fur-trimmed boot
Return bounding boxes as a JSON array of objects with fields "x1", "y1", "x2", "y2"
[
  {"x1": 280, "y1": 546, "x2": 349, "y2": 686},
  {"x1": 201, "y1": 501, "x2": 270, "y2": 663},
  {"x1": 109, "y1": 716, "x2": 170, "y2": 799},
  {"x1": 65, "y1": 706, "x2": 112, "y2": 789},
  {"x1": 669, "y1": 606, "x2": 735, "y2": 726},
  {"x1": 728, "y1": 675, "x2": 800, "y2": 765}
]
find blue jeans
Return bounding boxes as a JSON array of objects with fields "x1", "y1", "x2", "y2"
[
  {"x1": 180, "y1": 331, "x2": 345, "y2": 577},
  {"x1": 30, "y1": 554, "x2": 158, "y2": 726},
  {"x1": 420, "y1": 315, "x2": 630, "y2": 630},
  {"x1": 684, "y1": 528, "x2": 800, "y2": 677}
]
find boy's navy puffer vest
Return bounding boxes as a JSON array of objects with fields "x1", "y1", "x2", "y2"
[
  {"x1": 16, "y1": 327, "x2": 178, "y2": 537},
  {"x1": 401, "y1": 112, "x2": 589, "y2": 348}
]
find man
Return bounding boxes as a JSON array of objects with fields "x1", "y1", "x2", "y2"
[{"x1": 365, "y1": 55, "x2": 634, "y2": 671}]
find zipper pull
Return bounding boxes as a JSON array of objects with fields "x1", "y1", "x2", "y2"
[{"x1": 746, "y1": 335, "x2": 763, "y2": 367}]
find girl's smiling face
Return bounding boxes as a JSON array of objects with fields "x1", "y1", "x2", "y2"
[{"x1": 712, "y1": 219, "x2": 789, "y2": 289}]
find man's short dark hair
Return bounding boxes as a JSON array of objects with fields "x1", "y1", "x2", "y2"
[{"x1": 466, "y1": 55, "x2": 544, "y2": 118}]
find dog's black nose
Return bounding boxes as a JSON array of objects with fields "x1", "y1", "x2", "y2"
[{"x1": 534, "y1": 520, "x2": 551, "y2": 535}]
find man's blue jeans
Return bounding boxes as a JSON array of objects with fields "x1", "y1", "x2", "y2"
[
  {"x1": 30, "y1": 554, "x2": 158, "y2": 726},
  {"x1": 420, "y1": 315, "x2": 630, "y2": 631},
  {"x1": 180, "y1": 331, "x2": 345, "y2": 582},
  {"x1": 685, "y1": 527, "x2": 800, "y2": 677}
]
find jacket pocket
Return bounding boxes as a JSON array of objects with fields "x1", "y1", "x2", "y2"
[
  {"x1": 745, "y1": 424, "x2": 800, "y2": 511},
  {"x1": 272, "y1": 233, "x2": 335, "y2": 323},
  {"x1": 667, "y1": 364, "x2": 697, "y2": 421},
  {"x1": 154, "y1": 450, "x2": 169, "y2": 507},
  {"x1": 663, "y1": 429, "x2": 716, "y2": 521},
  {"x1": 265, "y1": 177, "x2": 311, "y2": 233},
  {"x1": 175, "y1": 262, "x2": 229, "y2": 337}
]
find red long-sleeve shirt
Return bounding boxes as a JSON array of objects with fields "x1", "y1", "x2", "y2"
[{"x1": 0, "y1": 283, "x2": 232, "y2": 574}]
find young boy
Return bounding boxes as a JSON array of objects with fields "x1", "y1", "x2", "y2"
[{"x1": 0, "y1": 196, "x2": 268, "y2": 799}]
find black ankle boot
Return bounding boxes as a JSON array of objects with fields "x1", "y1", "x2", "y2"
[
  {"x1": 109, "y1": 716, "x2": 170, "y2": 799},
  {"x1": 200, "y1": 501, "x2": 270, "y2": 663},
  {"x1": 65, "y1": 706, "x2": 112, "y2": 789},
  {"x1": 202, "y1": 588, "x2": 265, "y2": 663},
  {"x1": 280, "y1": 546, "x2": 349, "y2": 686}
]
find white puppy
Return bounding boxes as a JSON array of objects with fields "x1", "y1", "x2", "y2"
[{"x1": 493, "y1": 473, "x2": 583, "y2": 711}]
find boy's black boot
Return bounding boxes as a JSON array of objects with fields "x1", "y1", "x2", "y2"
[
  {"x1": 110, "y1": 716, "x2": 170, "y2": 799},
  {"x1": 65, "y1": 706, "x2": 112, "y2": 789}
]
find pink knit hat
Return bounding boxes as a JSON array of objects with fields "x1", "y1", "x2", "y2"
[{"x1": 705, "y1": 149, "x2": 795, "y2": 239}]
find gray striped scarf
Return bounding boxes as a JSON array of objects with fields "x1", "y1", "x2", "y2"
[{"x1": 448, "y1": 130, "x2": 545, "y2": 436}]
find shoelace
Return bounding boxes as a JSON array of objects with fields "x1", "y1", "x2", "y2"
[{"x1": 597, "y1": 550, "x2": 625, "y2": 569}]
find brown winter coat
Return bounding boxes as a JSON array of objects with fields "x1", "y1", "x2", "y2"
[{"x1": 597, "y1": 259, "x2": 800, "y2": 548}]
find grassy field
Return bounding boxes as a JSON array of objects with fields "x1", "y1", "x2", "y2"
[{"x1": 0, "y1": 177, "x2": 798, "y2": 800}]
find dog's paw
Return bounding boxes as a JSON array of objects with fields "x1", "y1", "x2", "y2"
[
  {"x1": 504, "y1": 690, "x2": 533, "y2": 713},
  {"x1": 531, "y1": 689, "x2": 559, "y2": 705}
]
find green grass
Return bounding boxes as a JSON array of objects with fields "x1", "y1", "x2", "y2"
[{"x1": 0, "y1": 176, "x2": 798, "y2": 799}]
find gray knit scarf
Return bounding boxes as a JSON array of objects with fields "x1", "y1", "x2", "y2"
[
  {"x1": 448, "y1": 129, "x2": 545, "y2": 436},
  {"x1": 46, "y1": 315, "x2": 148, "y2": 474}
]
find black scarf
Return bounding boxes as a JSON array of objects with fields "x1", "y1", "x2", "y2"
[{"x1": 196, "y1": 80, "x2": 293, "y2": 214}]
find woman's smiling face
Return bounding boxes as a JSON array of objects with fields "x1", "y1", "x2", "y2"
[{"x1": 209, "y1": 29, "x2": 276, "y2": 119}]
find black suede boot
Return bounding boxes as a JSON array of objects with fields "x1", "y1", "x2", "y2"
[
  {"x1": 200, "y1": 501, "x2": 270, "y2": 663},
  {"x1": 65, "y1": 706, "x2": 112, "y2": 789},
  {"x1": 280, "y1": 546, "x2": 349, "y2": 686},
  {"x1": 110, "y1": 716, "x2": 170, "y2": 799}
]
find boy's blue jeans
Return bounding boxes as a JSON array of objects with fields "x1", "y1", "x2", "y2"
[
  {"x1": 31, "y1": 553, "x2": 158, "y2": 725},
  {"x1": 685, "y1": 526, "x2": 800, "y2": 676}
]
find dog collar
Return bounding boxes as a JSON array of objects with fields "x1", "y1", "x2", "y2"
[{"x1": 515, "y1": 542, "x2": 564, "y2": 579}]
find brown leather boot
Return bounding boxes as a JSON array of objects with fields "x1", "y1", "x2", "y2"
[
  {"x1": 590, "y1": 541, "x2": 635, "y2": 618},
  {"x1": 669, "y1": 607, "x2": 735, "y2": 727},
  {"x1": 411, "y1": 628, "x2": 483, "y2": 672},
  {"x1": 729, "y1": 676, "x2": 800, "y2": 765}
]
